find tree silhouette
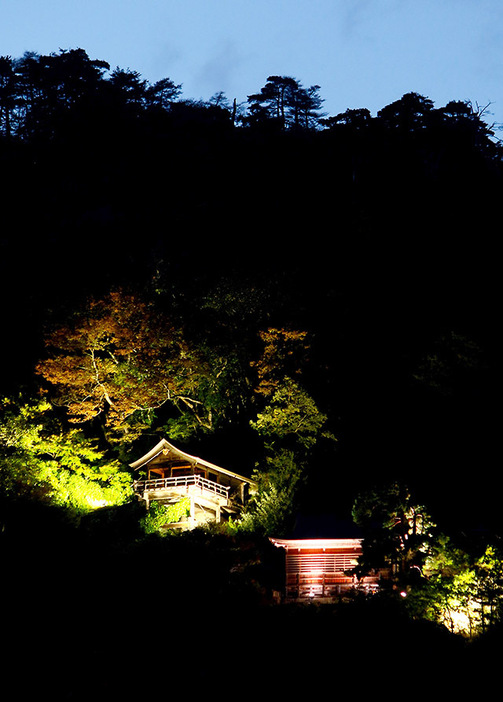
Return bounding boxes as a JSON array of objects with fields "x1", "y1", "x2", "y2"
[
  {"x1": 377, "y1": 91, "x2": 434, "y2": 131},
  {"x1": 146, "y1": 77, "x2": 182, "y2": 109},
  {"x1": 0, "y1": 56, "x2": 17, "y2": 137},
  {"x1": 246, "y1": 75, "x2": 323, "y2": 130}
]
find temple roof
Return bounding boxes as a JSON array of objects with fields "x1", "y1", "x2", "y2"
[
  {"x1": 129, "y1": 438, "x2": 256, "y2": 486},
  {"x1": 270, "y1": 537, "x2": 363, "y2": 550}
]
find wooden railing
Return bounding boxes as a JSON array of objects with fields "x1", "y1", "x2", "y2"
[
  {"x1": 133, "y1": 475, "x2": 230, "y2": 500},
  {"x1": 286, "y1": 553, "x2": 359, "y2": 573},
  {"x1": 286, "y1": 573, "x2": 381, "y2": 599}
]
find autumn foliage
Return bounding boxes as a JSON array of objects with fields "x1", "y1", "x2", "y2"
[{"x1": 36, "y1": 290, "x2": 212, "y2": 441}]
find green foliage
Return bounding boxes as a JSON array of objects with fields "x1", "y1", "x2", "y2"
[
  {"x1": 244, "y1": 327, "x2": 335, "y2": 536},
  {"x1": 403, "y1": 534, "x2": 474, "y2": 631},
  {"x1": 36, "y1": 289, "x2": 213, "y2": 442},
  {"x1": 35, "y1": 289, "x2": 251, "y2": 445},
  {"x1": 473, "y1": 546, "x2": 503, "y2": 630},
  {"x1": 140, "y1": 498, "x2": 191, "y2": 534},
  {"x1": 407, "y1": 541, "x2": 503, "y2": 637},
  {"x1": 160, "y1": 342, "x2": 251, "y2": 439},
  {"x1": 352, "y1": 482, "x2": 437, "y2": 584},
  {"x1": 237, "y1": 449, "x2": 304, "y2": 536},
  {"x1": 251, "y1": 328, "x2": 310, "y2": 398},
  {"x1": 353, "y1": 484, "x2": 503, "y2": 638},
  {"x1": 250, "y1": 376, "x2": 331, "y2": 449},
  {"x1": 0, "y1": 395, "x2": 132, "y2": 513},
  {"x1": 250, "y1": 327, "x2": 334, "y2": 452}
]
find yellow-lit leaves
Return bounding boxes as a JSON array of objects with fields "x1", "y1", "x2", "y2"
[
  {"x1": 36, "y1": 289, "x2": 208, "y2": 438},
  {"x1": 250, "y1": 328, "x2": 332, "y2": 450},
  {"x1": 252, "y1": 327, "x2": 309, "y2": 397},
  {"x1": 250, "y1": 377, "x2": 328, "y2": 448},
  {"x1": 0, "y1": 396, "x2": 132, "y2": 510}
]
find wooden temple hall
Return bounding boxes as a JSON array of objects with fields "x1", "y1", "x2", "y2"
[
  {"x1": 271, "y1": 538, "x2": 383, "y2": 601},
  {"x1": 131, "y1": 439, "x2": 256, "y2": 529}
]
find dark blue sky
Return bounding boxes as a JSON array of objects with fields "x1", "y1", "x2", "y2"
[{"x1": 2, "y1": 0, "x2": 502, "y2": 129}]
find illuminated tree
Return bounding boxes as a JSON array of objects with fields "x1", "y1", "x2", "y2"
[
  {"x1": 472, "y1": 545, "x2": 503, "y2": 632},
  {"x1": 250, "y1": 327, "x2": 333, "y2": 450},
  {"x1": 353, "y1": 484, "x2": 503, "y2": 637},
  {"x1": 242, "y1": 328, "x2": 334, "y2": 534},
  {"x1": 140, "y1": 498, "x2": 191, "y2": 534},
  {"x1": 237, "y1": 450, "x2": 304, "y2": 536},
  {"x1": 411, "y1": 539, "x2": 503, "y2": 637},
  {"x1": 404, "y1": 533, "x2": 474, "y2": 633},
  {"x1": 352, "y1": 482, "x2": 436, "y2": 586},
  {"x1": 251, "y1": 327, "x2": 310, "y2": 398},
  {"x1": 36, "y1": 290, "x2": 226, "y2": 443},
  {"x1": 250, "y1": 377, "x2": 329, "y2": 450},
  {"x1": 0, "y1": 396, "x2": 131, "y2": 512}
]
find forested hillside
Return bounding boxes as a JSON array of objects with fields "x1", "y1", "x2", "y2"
[
  {"x1": 1, "y1": 47, "x2": 502, "y2": 696},
  {"x1": 1, "y1": 48, "x2": 500, "y2": 530}
]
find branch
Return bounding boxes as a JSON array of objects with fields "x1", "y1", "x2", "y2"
[{"x1": 90, "y1": 349, "x2": 114, "y2": 407}]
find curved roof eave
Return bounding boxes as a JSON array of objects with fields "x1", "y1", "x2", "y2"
[
  {"x1": 270, "y1": 537, "x2": 363, "y2": 550},
  {"x1": 129, "y1": 438, "x2": 257, "y2": 486}
]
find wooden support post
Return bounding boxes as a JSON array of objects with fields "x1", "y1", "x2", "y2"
[
  {"x1": 190, "y1": 496, "x2": 195, "y2": 527},
  {"x1": 215, "y1": 504, "x2": 221, "y2": 523}
]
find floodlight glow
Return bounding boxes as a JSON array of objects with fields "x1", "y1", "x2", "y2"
[{"x1": 86, "y1": 497, "x2": 108, "y2": 508}]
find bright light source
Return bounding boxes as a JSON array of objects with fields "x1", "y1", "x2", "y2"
[{"x1": 86, "y1": 497, "x2": 108, "y2": 508}]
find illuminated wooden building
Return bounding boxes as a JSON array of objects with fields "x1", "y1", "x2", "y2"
[
  {"x1": 271, "y1": 536, "x2": 383, "y2": 601},
  {"x1": 131, "y1": 438, "x2": 256, "y2": 529}
]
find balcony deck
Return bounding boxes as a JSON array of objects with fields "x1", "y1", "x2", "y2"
[{"x1": 133, "y1": 474, "x2": 231, "y2": 505}]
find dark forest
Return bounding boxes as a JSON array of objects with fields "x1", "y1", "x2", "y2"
[{"x1": 1, "y1": 49, "x2": 502, "y2": 695}]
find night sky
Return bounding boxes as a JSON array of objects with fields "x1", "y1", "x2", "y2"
[{"x1": 2, "y1": 0, "x2": 502, "y2": 126}]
